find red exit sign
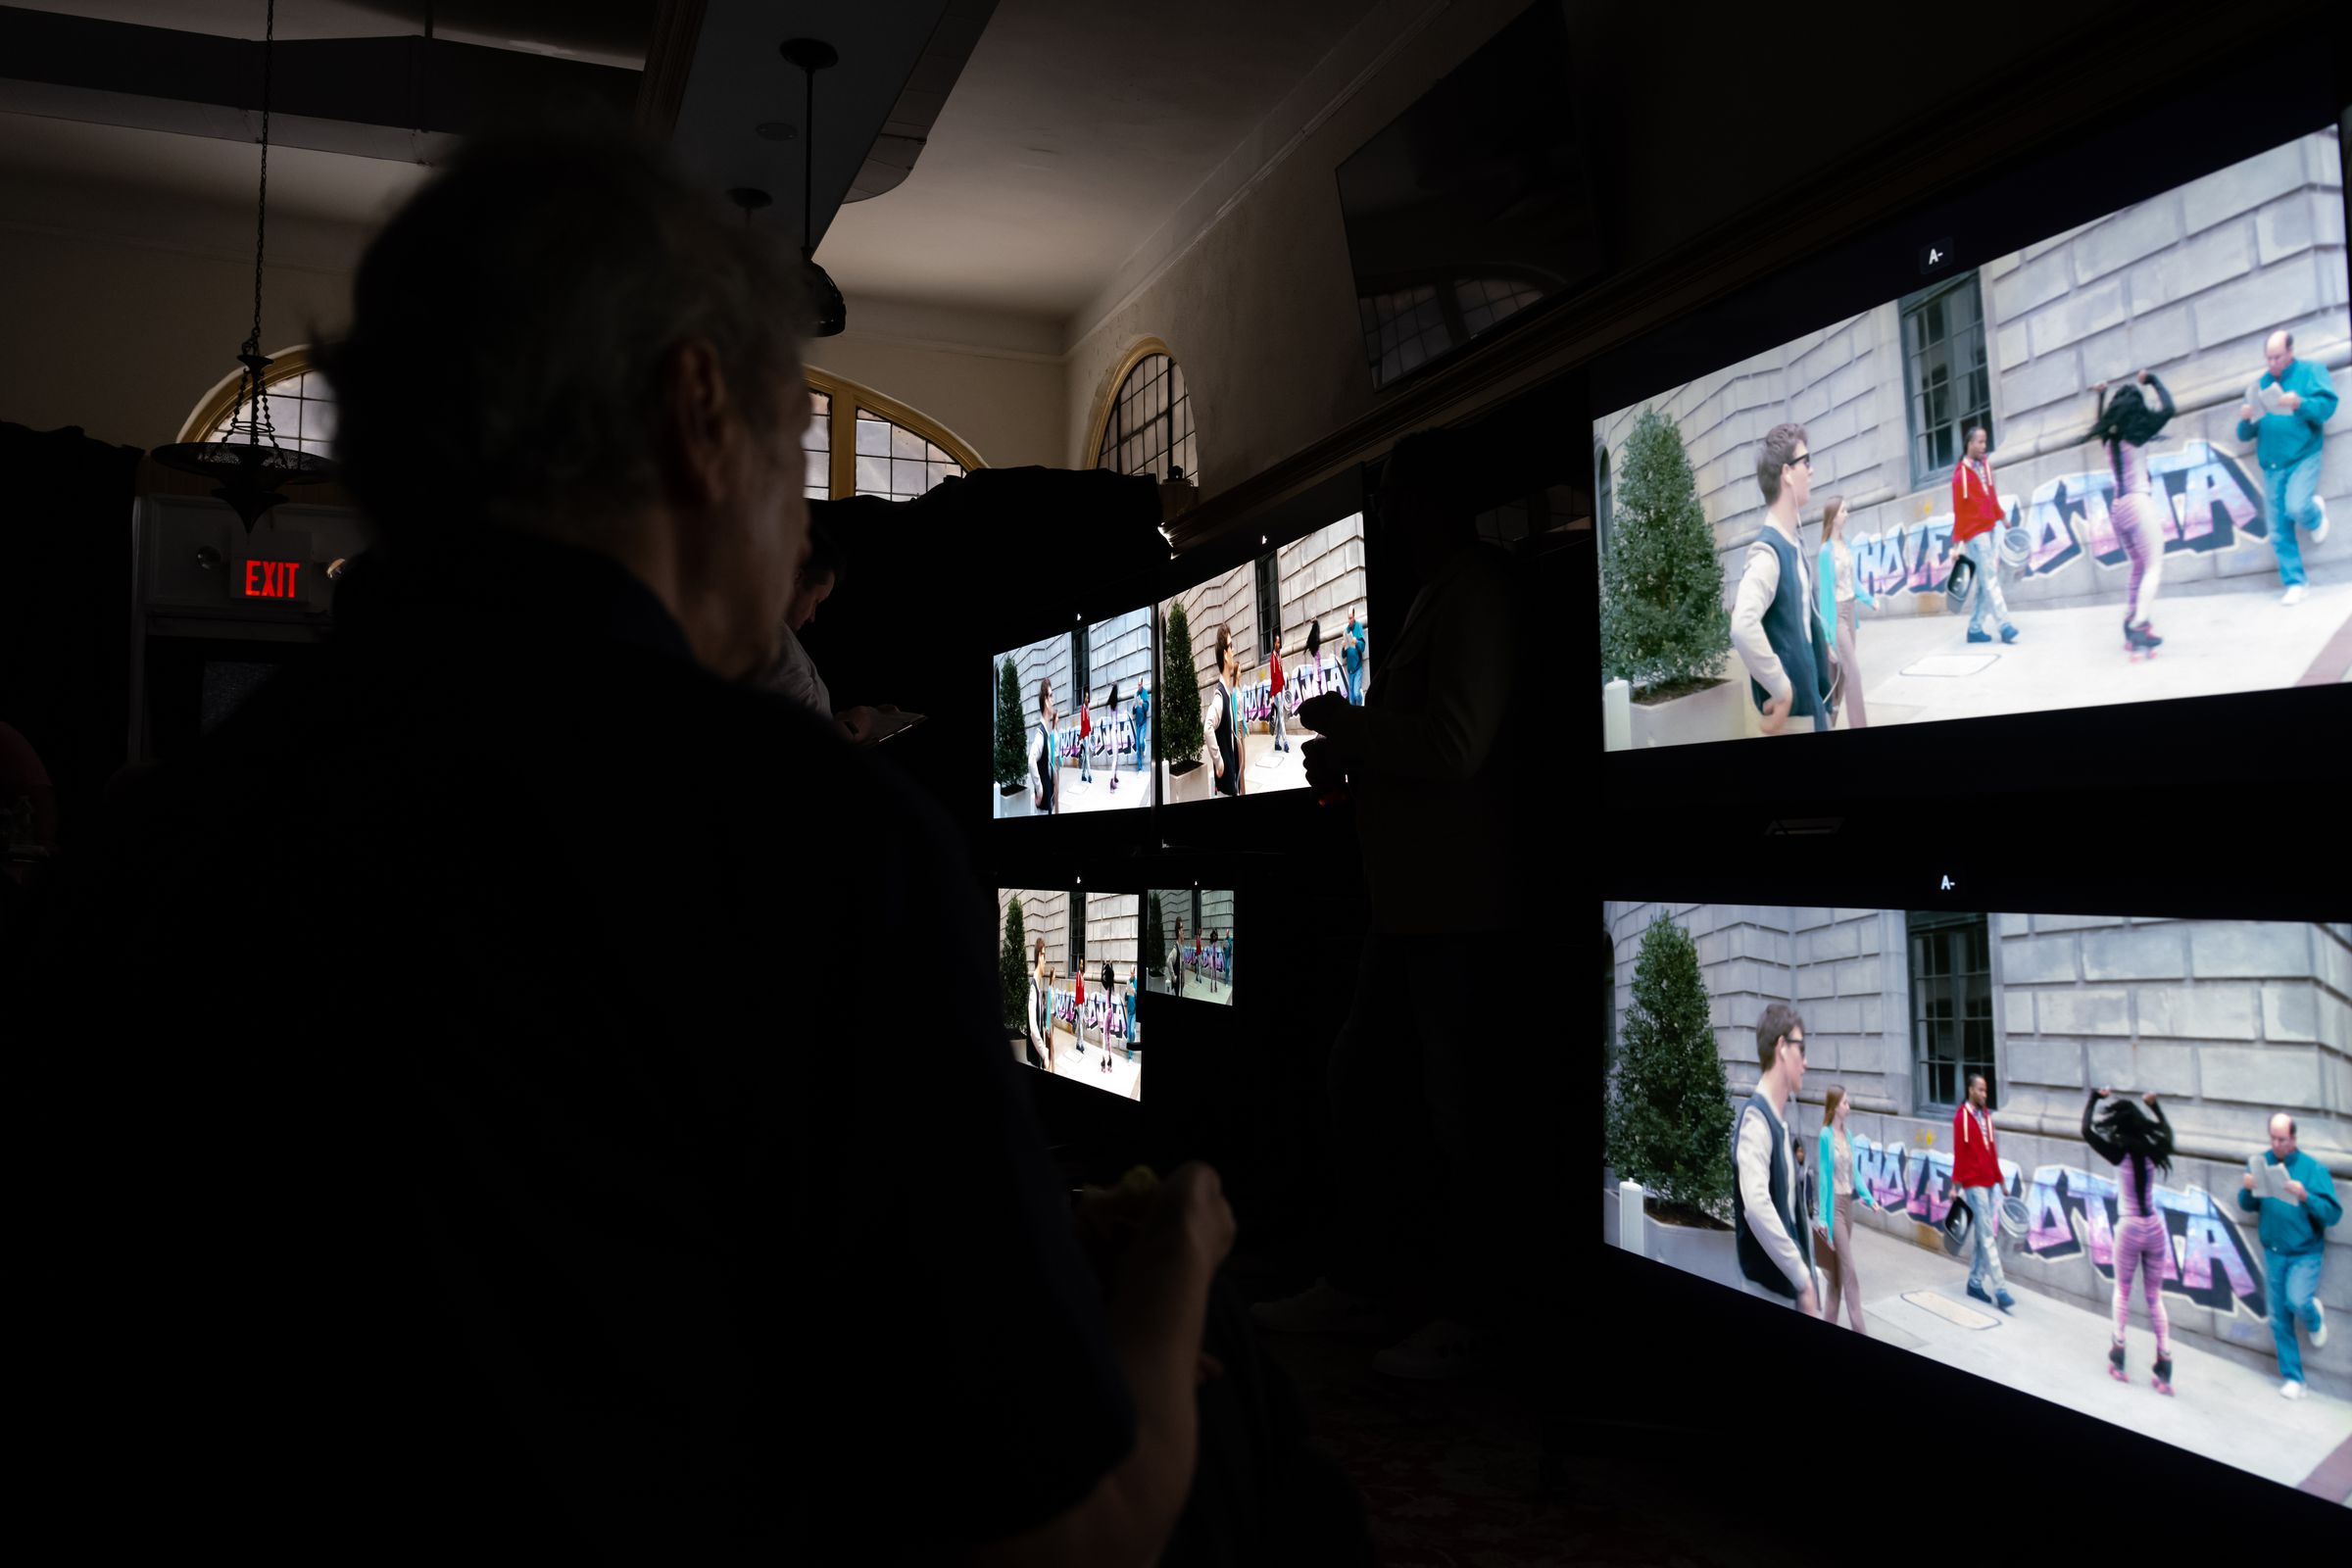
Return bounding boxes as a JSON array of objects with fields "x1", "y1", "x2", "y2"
[{"x1": 241, "y1": 559, "x2": 302, "y2": 600}]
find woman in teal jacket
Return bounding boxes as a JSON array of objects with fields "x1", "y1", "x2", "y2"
[
  {"x1": 1817, "y1": 495, "x2": 1875, "y2": 730},
  {"x1": 1818, "y1": 1086, "x2": 1874, "y2": 1333}
]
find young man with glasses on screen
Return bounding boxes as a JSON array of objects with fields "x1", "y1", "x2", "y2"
[
  {"x1": 1732, "y1": 424, "x2": 1835, "y2": 736},
  {"x1": 1735, "y1": 1004, "x2": 1820, "y2": 1315}
]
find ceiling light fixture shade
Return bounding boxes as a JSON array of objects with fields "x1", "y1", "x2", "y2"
[
  {"x1": 781, "y1": 36, "x2": 846, "y2": 337},
  {"x1": 149, "y1": 0, "x2": 333, "y2": 530}
]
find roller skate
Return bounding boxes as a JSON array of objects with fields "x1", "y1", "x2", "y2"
[
  {"x1": 2125, "y1": 620, "x2": 2162, "y2": 661},
  {"x1": 2108, "y1": 1342, "x2": 2130, "y2": 1383},
  {"x1": 2151, "y1": 1356, "x2": 2175, "y2": 1396}
]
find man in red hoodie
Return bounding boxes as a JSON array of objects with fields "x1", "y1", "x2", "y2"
[
  {"x1": 1950, "y1": 426, "x2": 2019, "y2": 646},
  {"x1": 1952, "y1": 1072, "x2": 2015, "y2": 1312},
  {"x1": 1269, "y1": 630, "x2": 1290, "y2": 755}
]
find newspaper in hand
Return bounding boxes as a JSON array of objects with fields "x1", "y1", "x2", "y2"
[
  {"x1": 2251, "y1": 379, "x2": 2292, "y2": 416},
  {"x1": 2248, "y1": 1152, "x2": 2301, "y2": 1203}
]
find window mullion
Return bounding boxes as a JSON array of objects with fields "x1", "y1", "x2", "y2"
[{"x1": 830, "y1": 398, "x2": 855, "y2": 500}]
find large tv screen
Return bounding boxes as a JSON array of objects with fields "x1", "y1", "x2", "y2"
[
  {"x1": 1335, "y1": 0, "x2": 1601, "y2": 390},
  {"x1": 1144, "y1": 888, "x2": 1236, "y2": 1005},
  {"x1": 1155, "y1": 514, "x2": 1369, "y2": 804},
  {"x1": 1602, "y1": 902, "x2": 2349, "y2": 1493},
  {"x1": 998, "y1": 887, "x2": 1141, "y2": 1100},
  {"x1": 1595, "y1": 126, "x2": 2349, "y2": 749},
  {"x1": 991, "y1": 608, "x2": 1155, "y2": 818}
]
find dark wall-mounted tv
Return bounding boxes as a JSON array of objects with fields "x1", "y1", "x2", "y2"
[{"x1": 1335, "y1": 0, "x2": 1603, "y2": 392}]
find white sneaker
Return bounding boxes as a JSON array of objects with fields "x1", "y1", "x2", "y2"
[
  {"x1": 2308, "y1": 496, "x2": 2330, "y2": 544},
  {"x1": 1372, "y1": 1318, "x2": 1484, "y2": 1381},
  {"x1": 2311, "y1": 1299, "x2": 2328, "y2": 1349},
  {"x1": 1250, "y1": 1277, "x2": 1384, "y2": 1335},
  {"x1": 2280, "y1": 1378, "x2": 2308, "y2": 1400},
  {"x1": 2281, "y1": 585, "x2": 2309, "y2": 606}
]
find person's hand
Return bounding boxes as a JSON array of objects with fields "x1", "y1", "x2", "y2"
[
  {"x1": 1760, "y1": 690, "x2": 1790, "y2": 735},
  {"x1": 2240, "y1": 402, "x2": 2259, "y2": 423},
  {"x1": 1152, "y1": 1161, "x2": 1237, "y2": 1274},
  {"x1": 2243, "y1": 1170, "x2": 2258, "y2": 1192},
  {"x1": 2095, "y1": 1086, "x2": 2111, "y2": 1098},
  {"x1": 1297, "y1": 693, "x2": 1346, "y2": 734},
  {"x1": 2141, "y1": 1091, "x2": 2157, "y2": 1106},
  {"x1": 2286, "y1": 1178, "x2": 2308, "y2": 1201},
  {"x1": 2093, "y1": 380, "x2": 2109, "y2": 394},
  {"x1": 834, "y1": 705, "x2": 878, "y2": 744},
  {"x1": 2134, "y1": 368, "x2": 2150, "y2": 384},
  {"x1": 1797, "y1": 1284, "x2": 1821, "y2": 1318},
  {"x1": 2280, "y1": 391, "x2": 2303, "y2": 414}
]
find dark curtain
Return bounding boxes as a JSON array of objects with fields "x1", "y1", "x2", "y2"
[{"x1": 0, "y1": 422, "x2": 141, "y2": 850}]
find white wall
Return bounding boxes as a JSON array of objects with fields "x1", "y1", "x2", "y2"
[{"x1": 810, "y1": 296, "x2": 1069, "y2": 469}]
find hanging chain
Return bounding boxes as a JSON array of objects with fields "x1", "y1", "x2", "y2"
[{"x1": 237, "y1": 0, "x2": 277, "y2": 445}]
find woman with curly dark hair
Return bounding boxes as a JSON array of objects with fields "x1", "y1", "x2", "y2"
[
  {"x1": 2087, "y1": 370, "x2": 2178, "y2": 658},
  {"x1": 2084, "y1": 1086, "x2": 2179, "y2": 1394}
]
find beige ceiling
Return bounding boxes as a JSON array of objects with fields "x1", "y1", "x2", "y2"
[
  {"x1": 813, "y1": 0, "x2": 1379, "y2": 325},
  {"x1": 17, "y1": 0, "x2": 651, "y2": 69}
]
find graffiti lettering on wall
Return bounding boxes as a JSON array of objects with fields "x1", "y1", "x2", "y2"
[
  {"x1": 2021, "y1": 1164, "x2": 2264, "y2": 1318},
  {"x1": 1850, "y1": 442, "x2": 2269, "y2": 598},
  {"x1": 1043, "y1": 988, "x2": 1139, "y2": 1045},
  {"x1": 1241, "y1": 647, "x2": 1368, "y2": 725},
  {"x1": 1848, "y1": 1135, "x2": 2265, "y2": 1318}
]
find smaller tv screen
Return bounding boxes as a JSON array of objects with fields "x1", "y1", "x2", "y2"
[
  {"x1": 1156, "y1": 514, "x2": 1368, "y2": 804},
  {"x1": 992, "y1": 608, "x2": 1156, "y2": 818},
  {"x1": 1144, "y1": 888, "x2": 1235, "y2": 1005},
  {"x1": 998, "y1": 887, "x2": 1142, "y2": 1100}
]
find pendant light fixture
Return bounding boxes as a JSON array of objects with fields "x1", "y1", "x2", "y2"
[
  {"x1": 150, "y1": 0, "x2": 334, "y2": 530},
  {"x1": 779, "y1": 37, "x2": 847, "y2": 337}
]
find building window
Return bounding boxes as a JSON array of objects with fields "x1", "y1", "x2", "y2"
[
  {"x1": 1900, "y1": 274, "x2": 1992, "y2": 489},
  {"x1": 806, "y1": 368, "x2": 982, "y2": 499},
  {"x1": 1907, "y1": 910, "x2": 1994, "y2": 1110},
  {"x1": 178, "y1": 345, "x2": 336, "y2": 458},
  {"x1": 1069, "y1": 907, "x2": 1085, "y2": 977},
  {"x1": 1252, "y1": 552, "x2": 1281, "y2": 659},
  {"x1": 1070, "y1": 623, "x2": 1091, "y2": 700},
  {"x1": 1092, "y1": 342, "x2": 1196, "y2": 484},
  {"x1": 803, "y1": 389, "x2": 832, "y2": 502}
]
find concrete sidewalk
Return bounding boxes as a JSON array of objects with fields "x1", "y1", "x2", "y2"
[
  {"x1": 1835, "y1": 577, "x2": 2352, "y2": 729},
  {"x1": 1834, "y1": 1218, "x2": 2352, "y2": 1499}
]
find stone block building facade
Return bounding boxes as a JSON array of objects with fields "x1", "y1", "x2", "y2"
[
  {"x1": 1595, "y1": 129, "x2": 2348, "y2": 616},
  {"x1": 1603, "y1": 902, "x2": 2352, "y2": 1396}
]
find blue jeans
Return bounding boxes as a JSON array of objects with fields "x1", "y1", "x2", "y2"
[
  {"x1": 2266, "y1": 1247, "x2": 2325, "y2": 1385},
  {"x1": 1964, "y1": 534, "x2": 2012, "y2": 636},
  {"x1": 1966, "y1": 1185, "x2": 2009, "y2": 1297},
  {"x1": 1080, "y1": 735, "x2": 1092, "y2": 781},
  {"x1": 2266, "y1": 449, "x2": 2326, "y2": 588},
  {"x1": 1346, "y1": 663, "x2": 1363, "y2": 705}
]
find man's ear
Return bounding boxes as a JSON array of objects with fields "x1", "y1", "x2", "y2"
[{"x1": 662, "y1": 338, "x2": 733, "y2": 507}]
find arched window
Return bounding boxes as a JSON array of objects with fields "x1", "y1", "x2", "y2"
[
  {"x1": 1088, "y1": 339, "x2": 1196, "y2": 484},
  {"x1": 178, "y1": 345, "x2": 335, "y2": 456},
  {"x1": 178, "y1": 357, "x2": 985, "y2": 502},
  {"x1": 806, "y1": 368, "x2": 983, "y2": 500}
]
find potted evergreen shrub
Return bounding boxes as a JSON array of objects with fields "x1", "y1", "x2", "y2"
[
  {"x1": 1001, "y1": 895, "x2": 1027, "y2": 1042},
  {"x1": 1599, "y1": 410, "x2": 1742, "y2": 747},
  {"x1": 1158, "y1": 604, "x2": 1209, "y2": 802},
  {"x1": 1606, "y1": 914, "x2": 1740, "y2": 1284},
  {"x1": 995, "y1": 657, "x2": 1030, "y2": 798}
]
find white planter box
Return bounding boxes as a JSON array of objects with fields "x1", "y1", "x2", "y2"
[{"x1": 1628, "y1": 676, "x2": 1753, "y2": 749}]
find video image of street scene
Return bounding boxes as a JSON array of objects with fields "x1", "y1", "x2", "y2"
[
  {"x1": 1602, "y1": 903, "x2": 2349, "y2": 1494},
  {"x1": 1156, "y1": 514, "x2": 1367, "y2": 803},
  {"x1": 999, "y1": 888, "x2": 1141, "y2": 1100},
  {"x1": 992, "y1": 608, "x2": 1154, "y2": 818},
  {"x1": 1596, "y1": 128, "x2": 2349, "y2": 748},
  {"x1": 1143, "y1": 889, "x2": 1235, "y2": 1006}
]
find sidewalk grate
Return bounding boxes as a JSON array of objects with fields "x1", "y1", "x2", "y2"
[{"x1": 1901, "y1": 1289, "x2": 2001, "y2": 1329}]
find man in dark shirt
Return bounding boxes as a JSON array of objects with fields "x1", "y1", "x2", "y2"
[{"x1": 33, "y1": 127, "x2": 1241, "y2": 1564}]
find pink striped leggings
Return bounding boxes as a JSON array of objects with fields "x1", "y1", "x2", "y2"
[{"x1": 2112, "y1": 1213, "x2": 2172, "y2": 1360}]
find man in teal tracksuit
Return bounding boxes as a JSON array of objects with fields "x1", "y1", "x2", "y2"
[
  {"x1": 2237, "y1": 1111, "x2": 2342, "y2": 1398},
  {"x1": 2235, "y1": 328, "x2": 2339, "y2": 604}
]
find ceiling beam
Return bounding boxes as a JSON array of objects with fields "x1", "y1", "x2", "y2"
[{"x1": 0, "y1": 5, "x2": 636, "y2": 166}]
